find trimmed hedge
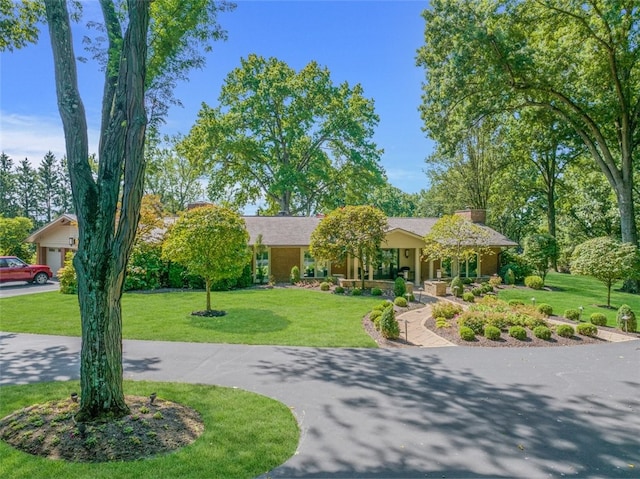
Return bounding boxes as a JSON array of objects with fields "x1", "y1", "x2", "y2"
[
  {"x1": 371, "y1": 287, "x2": 383, "y2": 296},
  {"x1": 524, "y1": 275, "x2": 544, "y2": 290},
  {"x1": 589, "y1": 313, "x2": 607, "y2": 326},
  {"x1": 320, "y1": 282, "x2": 330, "y2": 291},
  {"x1": 537, "y1": 303, "x2": 553, "y2": 316},
  {"x1": 483, "y1": 325, "x2": 501, "y2": 340},
  {"x1": 577, "y1": 323, "x2": 598, "y2": 337},
  {"x1": 533, "y1": 325, "x2": 552, "y2": 340},
  {"x1": 459, "y1": 326, "x2": 476, "y2": 341},
  {"x1": 509, "y1": 325, "x2": 527, "y2": 340},
  {"x1": 564, "y1": 309, "x2": 580, "y2": 321},
  {"x1": 556, "y1": 324, "x2": 575, "y2": 338},
  {"x1": 394, "y1": 297, "x2": 408, "y2": 307}
]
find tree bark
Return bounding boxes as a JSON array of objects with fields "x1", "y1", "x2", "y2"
[{"x1": 45, "y1": 0, "x2": 150, "y2": 421}]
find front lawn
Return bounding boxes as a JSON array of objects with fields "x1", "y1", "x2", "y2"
[
  {"x1": 497, "y1": 272, "x2": 640, "y2": 328},
  {"x1": 0, "y1": 288, "x2": 380, "y2": 347},
  {"x1": 0, "y1": 380, "x2": 299, "y2": 479}
]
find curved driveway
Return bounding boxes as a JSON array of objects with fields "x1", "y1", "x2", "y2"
[{"x1": 1, "y1": 332, "x2": 639, "y2": 478}]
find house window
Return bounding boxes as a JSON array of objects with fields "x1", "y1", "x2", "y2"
[
  {"x1": 303, "y1": 251, "x2": 327, "y2": 278},
  {"x1": 375, "y1": 249, "x2": 399, "y2": 280},
  {"x1": 255, "y1": 250, "x2": 268, "y2": 284}
]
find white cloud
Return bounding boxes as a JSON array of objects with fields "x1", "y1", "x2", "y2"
[{"x1": 0, "y1": 111, "x2": 99, "y2": 166}]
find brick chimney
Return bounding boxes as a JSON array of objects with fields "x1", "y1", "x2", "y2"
[{"x1": 455, "y1": 209, "x2": 486, "y2": 224}]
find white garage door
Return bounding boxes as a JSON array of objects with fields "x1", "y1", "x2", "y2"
[{"x1": 48, "y1": 248, "x2": 63, "y2": 276}]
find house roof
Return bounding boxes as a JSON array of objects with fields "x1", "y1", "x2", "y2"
[
  {"x1": 243, "y1": 215, "x2": 517, "y2": 248},
  {"x1": 26, "y1": 214, "x2": 77, "y2": 243}
]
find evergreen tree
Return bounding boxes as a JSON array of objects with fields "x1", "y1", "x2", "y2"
[
  {"x1": 38, "y1": 151, "x2": 60, "y2": 222},
  {"x1": 55, "y1": 156, "x2": 74, "y2": 215},
  {"x1": 14, "y1": 158, "x2": 39, "y2": 223},
  {"x1": 0, "y1": 152, "x2": 17, "y2": 216}
]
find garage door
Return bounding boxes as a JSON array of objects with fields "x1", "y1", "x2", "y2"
[{"x1": 48, "y1": 248, "x2": 63, "y2": 276}]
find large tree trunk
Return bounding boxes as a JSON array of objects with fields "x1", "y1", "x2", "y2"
[{"x1": 45, "y1": 0, "x2": 150, "y2": 421}]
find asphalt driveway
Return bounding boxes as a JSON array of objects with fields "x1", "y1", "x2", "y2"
[
  {"x1": 1, "y1": 332, "x2": 639, "y2": 478},
  {"x1": 0, "y1": 280, "x2": 59, "y2": 298}
]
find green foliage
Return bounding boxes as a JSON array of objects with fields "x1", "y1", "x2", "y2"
[
  {"x1": 334, "y1": 286, "x2": 345, "y2": 294},
  {"x1": 435, "y1": 317, "x2": 450, "y2": 328},
  {"x1": 458, "y1": 313, "x2": 485, "y2": 335},
  {"x1": 0, "y1": 216, "x2": 34, "y2": 259},
  {"x1": 422, "y1": 214, "x2": 493, "y2": 268},
  {"x1": 556, "y1": 324, "x2": 575, "y2": 338},
  {"x1": 483, "y1": 325, "x2": 501, "y2": 340},
  {"x1": 488, "y1": 275, "x2": 502, "y2": 287},
  {"x1": 290, "y1": 265, "x2": 300, "y2": 284},
  {"x1": 571, "y1": 237, "x2": 639, "y2": 307},
  {"x1": 125, "y1": 243, "x2": 163, "y2": 291},
  {"x1": 480, "y1": 283, "x2": 493, "y2": 294},
  {"x1": 508, "y1": 299, "x2": 524, "y2": 307},
  {"x1": 462, "y1": 292, "x2": 475, "y2": 303},
  {"x1": 371, "y1": 287, "x2": 382, "y2": 296},
  {"x1": 380, "y1": 305, "x2": 399, "y2": 339},
  {"x1": 524, "y1": 275, "x2": 544, "y2": 290},
  {"x1": 351, "y1": 288, "x2": 362, "y2": 296},
  {"x1": 471, "y1": 287, "x2": 483, "y2": 297},
  {"x1": 504, "y1": 268, "x2": 516, "y2": 285},
  {"x1": 450, "y1": 276, "x2": 464, "y2": 297},
  {"x1": 459, "y1": 326, "x2": 475, "y2": 341},
  {"x1": 369, "y1": 309, "x2": 382, "y2": 321},
  {"x1": 394, "y1": 296, "x2": 407, "y2": 307},
  {"x1": 58, "y1": 251, "x2": 77, "y2": 295},
  {"x1": 431, "y1": 301, "x2": 462, "y2": 319},
  {"x1": 162, "y1": 205, "x2": 251, "y2": 311},
  {"x1": 576, "y1": 323, "x2": 598, "y2": 337},
  {"x1": 537, "y1": 303, "x2": 553, "y2": 316},
  {"x1": 533, "y1": 326, "x2": 552, "y2": 340},
  {"x1": 523, "y1": 234, "x2": 558, "y2": 280},
  {"x1": 394, "y1": 276, "x2": 407, "y2": 298},
  {"x1": 589, "y1": 313, "x2": 607, "y2": 326},
  {"x1": 184, "y1": 54, "x2": 384, "y2": 215},
  {"x1": 508, "y1": 326, "x2": 527, "y2": 341},
  {"x1": 616, "y1": 305, "x2": 637, "y2": 332},
  {"x1": 564, "y1": 309, "x2": 580, "y2": 321},
  {"x1": 309, "y1": 205, "x2": 388, "y2": 289},
  {"x1": 320, "y1": 282, "x2": 330, "y2": 291}
]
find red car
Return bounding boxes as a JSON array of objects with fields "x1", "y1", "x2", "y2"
[{"x1": 0, "y1": 256, "x2": 53, "y2": 285}]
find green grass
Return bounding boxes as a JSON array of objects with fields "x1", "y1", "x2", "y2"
[
  {"x1": 0, "y1": 288, "x2": 380, "y2": 347},
  {"x1": 498, "y1": 271, "x2": 640, "y2": 327},
  {"x1": 0, "y1": 380, "x2": 299, "y2": 479}
]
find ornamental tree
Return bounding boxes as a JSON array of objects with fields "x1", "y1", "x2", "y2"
[
  {"x1": 523, "y1": 233, "x2": 558, "y2": 281},
  {"x1": 162, "y1": 205, "x2": 250, "y2": 312},
  {"x1": 570, "y1": 237, "x2": 639, "y2": 308},
  {"x1": 309, "y1": 206, "x2": 388, "y2": 290},
  {"x1": 422, "y1": 214, "x2": 492, "y2": 276}
]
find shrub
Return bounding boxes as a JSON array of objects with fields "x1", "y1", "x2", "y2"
[
  {"x1": 556, "y1": 324, "x2": 575, "y2": 338},
  {"x1": 509, "y1": 326, "x2": 527, "y2": 340},
  {"x1": 371, "y1": 287, "x2": 383, "y2": 296},
  {"x1": 463, "y1": 292, "x2": 475, "y2": 303},
  {"x1": 488, "y1": 275, "x2": 502, "y2": 287},
  {"x1": 431, "y1": 302, "x2": 463, "y2": 319},
  {"x1": 459, "y1": 326, "x2": 476, "y2": 341},
  {"x1": 369, "y1": 309, "x2": 382, "y2": 321},
  {"x1": 471, "y1": 287, "x2": 483, "y2": 297},
  {"x1": 589, "y1": 313, "x2": 607, "y2": 326},
  {"x1": 373, "y1": 315, "x2": 382, "y2": 330},
  {"x1": 351, "y1": 287, "x2": 362, "y2": 296},
  {"x1": 320, "y1": 282, "x2": 330, "y2": 291},
  {"x1": 483, "y1": 325, "x2": 501, "y2": 340},
  {"x1": 334, "y1": 286, "x2": 345, "y2": 294},
  {"x1": 290, "y1": 265, "x2": 300, "y2": 284},
  {"x1": 450, "y1": 276, "x2": 464, "y2": 297},
  {"x1": 524, "y1": 275, "x2": 544, "y2": 290},
  {"x1": 394, "y1": 277, "x2": 407, "y2": 298},
  {"x1": 125, "y1": 243, "x2": 163, "y2": 291},
  {"x1": 577, "y1": 323, "x2": 598, "y2": 337},
  {"x1": 481, "y1": 284, "x2": 494, "y2": 294},
  {"x1": 380, "y1": 305, "x2": 399, "y2": 339},
  {"x1": 435, "y1": 317, "x2": 450, "y2": 328},
  {"x1": 533, "y1": 325, "x2": 552, "y2": 340},
  {"x1": 458, "y1": 313, "x2": 486, "y2": 335},
  {"x1": 537, "y1": 303, "x2": 553, "y2": 316},
  {"x1": 499, "y1": 252, "x2": 533, "y2": 283},
  {"x1": 564, "y1": 309, "x2": 580, "y2": 321},
  {"x1": 508, "y1": 299, "x2": 524, "y2": 307},
  {"x1": 504, "y1": 268, "x2": 516, "y2": 285},
  {"x1": 394, "y1": 296, "x2": 408, "y2": 307},
  {"x1": 58, "y1": 252, "x2": 77, "y2": 295},
  {"x1": 616, "y1": 305, "x2": 637, "y2": 332},
  {"x1": 462, "y1": 277, "x2": 474, "y2": 285}
]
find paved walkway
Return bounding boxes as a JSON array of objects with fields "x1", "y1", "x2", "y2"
[
  {"x1": 396, "y1": 305, "x2": 456, "y2": 347},
  {"x1": 2, "y1": 332, "x2": 639, "y2": 478}
]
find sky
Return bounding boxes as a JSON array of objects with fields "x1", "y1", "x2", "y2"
[{"x1": 0, "y1": 0, "x2": 435, "y2": 197}]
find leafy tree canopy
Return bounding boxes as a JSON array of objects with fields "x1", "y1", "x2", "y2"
[
  {"x1": 162, "y1": 205, "x2": 250, "y2": 311},
  {"x1": 422, "y1": 214, "x2": 493, "y2": 267},
  {"x1": 183, "y1": 54, "x2": 385, "y2": 215},
  {"x1": 0, "y1": 215, "x2": 34, "y2": 259},
  {"x1": 523, "y1": 233, "x2": 558, "y2": 280}
]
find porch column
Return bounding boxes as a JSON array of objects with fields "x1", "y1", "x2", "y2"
[
  {"x1": 353, "y1": 257, "x2": 359, "y2": 281},
  {"x1": 414, "y1": 248, "x2": 421, "y2": 285},
  {"x1": 477, "y1": 252, "x2": 481, "y2": 277},
  {"x1": 368, "y1": 261, "x2": 374, "y2": 281},
  {"x1": 429, "y1": 260, "x2": 434, "y2": 280}
]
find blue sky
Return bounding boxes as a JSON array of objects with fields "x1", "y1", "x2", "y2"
[{"x1": 0, "y1": 0, "x2": 434, "y2": 195}]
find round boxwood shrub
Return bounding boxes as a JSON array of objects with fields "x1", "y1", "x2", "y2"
[
  {"x1": 369, "y1": 309, "x2": 382, "y2": 321},
  {"x1": 450, "y1": 276, "x2": 464, "y2": 297},
  {"x1": 471, "y1": 287, "x2": 483, "y2": 297},
  {"x1": 533, "y1": 325, "x2": 552, "y2": 340},
  {"x1": 435, "y1": 317, "x2": 450, "y2": 328},
  {"x1": 351, "y1": 287, "x2": 362, "y2": 296},
  {"x1": 589, "y1": 313, "x2": 607, "y2": 326},
  {"x1": 371, "y1": 287, "x2": 383, "y2": 296},
  {"x1": 524, "y1": 275, "x2": 544, "y2": 290},
  {"x1": 394, "y1": 296, "x2": 408, "y2": 307},
  {"x1": 509, "y1": 325, "x2": 527, "y2": 340},
  {"x1": 459, "y1": 326, "x2": 476, "y2": 341},
  {"x1": 394, "y1": 277, "x2": 407, "y2": 298},
  {"x1": 556, "y1": 324, "x2": 575, "y2": 338},
  {"x1": 463, "y1": 292, "x2": 475, "y2": 303},
  {"x1": 564, "y1": 309, "x2": 580, "y2": 321},
  {"x1": 481, "y1": 284, "x2": 494, "y2": 294},
  {"x1": 320, "y1": 282, "x2": 330, "y2": 291},
  {"x1": 616, "y1": 305, "x2": 637, "y2": 332},
  {"x1": 334, "y1": 286, "x2": 345, "y2": 294},
  {"x1": 483, "y1": 325, "x2": 501, "y2": 340},
  {"x1": 508, "y1": 299, "x2": 524, "y2": 307},
  {"x1": 462, "y1": 277, "x2": 474, "y2": 285},
  {"x1": 537, "y1": 303, "x2": 553, "y2": 316},
  {"x1": 577, "y1": 322, "x2": 598, "y2": 337}
]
